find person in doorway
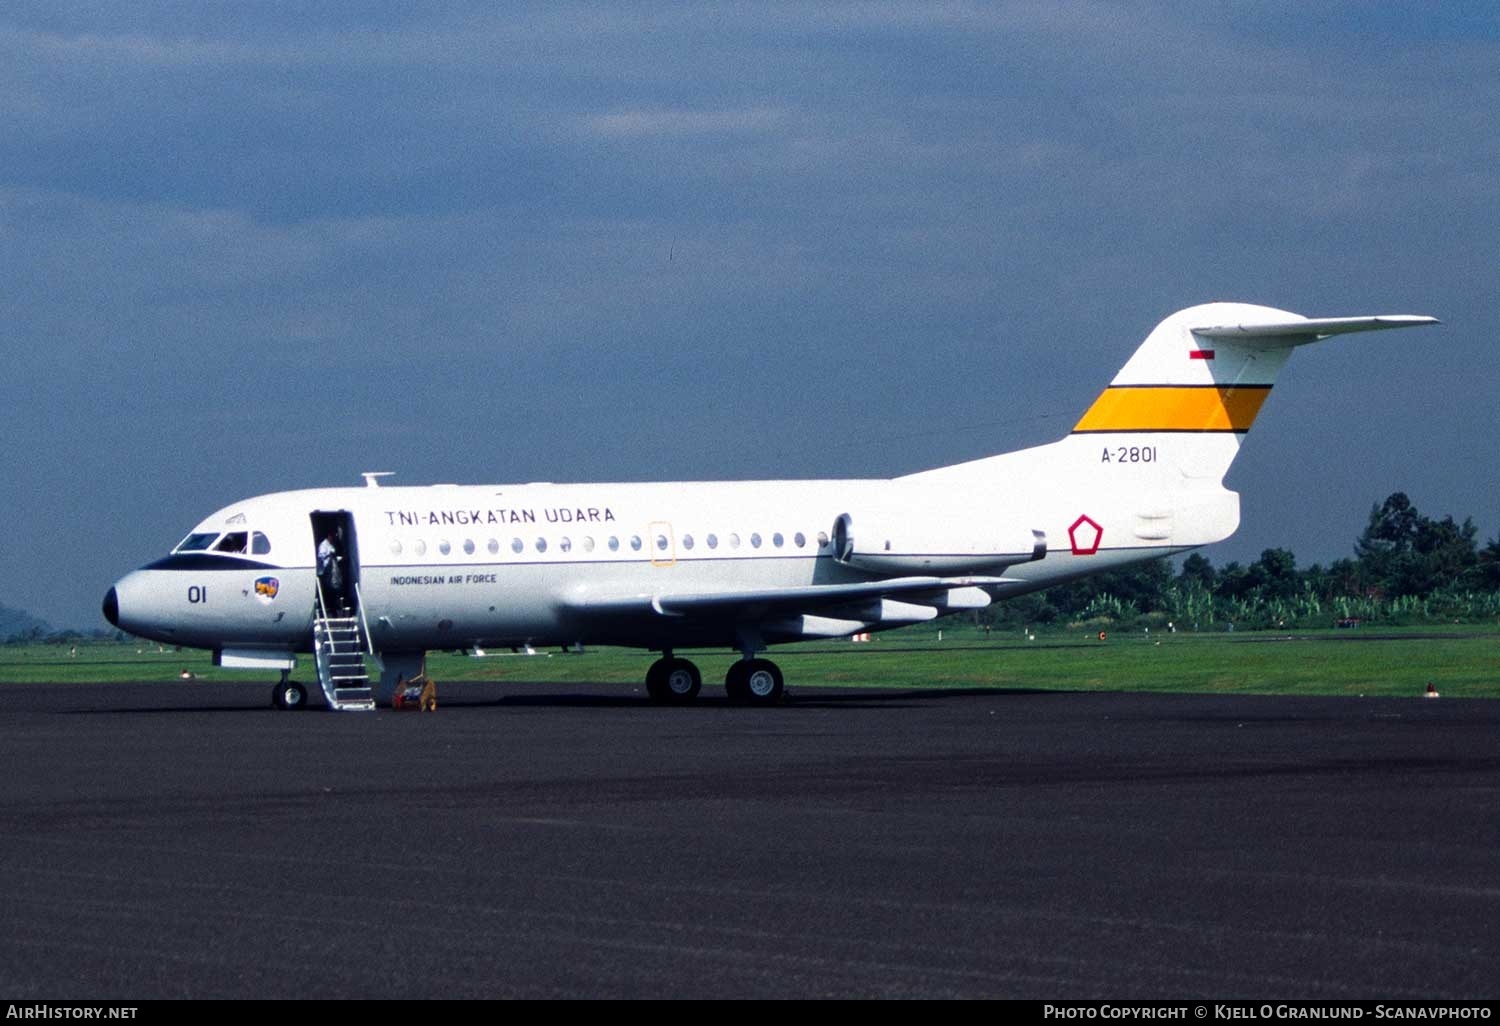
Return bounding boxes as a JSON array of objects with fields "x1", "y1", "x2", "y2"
[{"x1": 317, "y1": 530, "x2": 344, "y2": 613}]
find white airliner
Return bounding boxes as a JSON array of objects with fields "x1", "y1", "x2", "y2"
[{"x1": 103, "y1": 302, "x2": 1437, "y2": 710}]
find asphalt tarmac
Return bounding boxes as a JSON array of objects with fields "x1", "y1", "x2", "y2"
[{"x1": 0, "y1": 680, "x2": 1496, "y2": 999}]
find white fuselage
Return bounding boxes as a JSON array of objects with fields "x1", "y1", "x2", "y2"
[{"x1": 105, "y1": 430, "x2": 1236, "y2": 657}]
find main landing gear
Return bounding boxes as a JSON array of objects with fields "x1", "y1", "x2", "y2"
[
  {"x1": 644, "y1": 652, "x2": 784, "y2": 706},
  {"x1": 725, "y1": 658, "x2": 784, "y2": 704},
  {"x1": 645, "y1": 655, "x2": 702, "y2": 703}
]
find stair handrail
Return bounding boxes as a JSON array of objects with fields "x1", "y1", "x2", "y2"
[
  {"x1": 353, "y1": 581, "x2": 375, "y2": 656},
  {"x1": 314, "y1": 576, "x2": 332, "y2": 625}
]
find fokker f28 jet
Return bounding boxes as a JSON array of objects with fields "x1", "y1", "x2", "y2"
[{"x1": 103, "y1": 302, "x2": 1436, "y2": 710}]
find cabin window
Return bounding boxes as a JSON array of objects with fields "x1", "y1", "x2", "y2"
[
  {"x1": 390, "y1": 539, "x2": 403, "y2": 556},
  {"x1": 535, "y1": 538, "x2": 547, "y2": 553},
  {"x1": 438, "y1": 540, "x2": 451, "y2": 556},
  {"x1": 488, "y1": 538, "x2": 499, "y2": 555},
  {"x1": 511, "y1": 538, "x2": 524, "y2": 554},
  {"x1": 630, "y1": 535, "x2": 643, "y2": 552},
  {"x1": 728, "y1": 533, "x2": 740, "y2": 549},
  {"x1": 414, "y1": 539, "x2": 427, "y2": 556},
  {"x1": 560, "y1": 537, "x2": 572, "y2": 553},
  {"x1": 251, "y1": 532, "x2": 272, "y2": 555},
  {"x1": 772, "y1": 532, "x2": 784, "y2": 548},
  {"x1": 750, "y1": 533, "x2": 762, "y2": 549},
  {"x1": 817, "y1": 531, "x2": 829, "y2": 548},
  {"x1": 582, "y1": 536, "x2": 596, "y2": 552},
  {"x1": 175, "y1": 532, "x2": 219, "y2": 552},
  {"x1": 608, "y1": 536, "x2": 620, "y2": 552},
  {"x1": 655, "y1": 534, "x2": 668, "y2": 552},
  {"x1": 794, "y1": 532, "x2": 806, "y2": 548},
  {"x1": 463, "y1": 539, "x2": 475, "y2": 555},
  {"x1": 215, "y1": 532, "x2": 249, "y2": 554},
  {"x1": 682, "y1": 534, "x2": 694, "y2": 550},
  {"x1": 706, "y1": 533, "x2": 718, "y2": 549}
]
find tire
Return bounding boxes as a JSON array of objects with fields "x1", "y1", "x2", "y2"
[
  {"x1": 742, "y1": 659, "x2": 784, "y2": 705},
  {"x1": 272, "y1": 680, "x2": 308, "y2": 710},
  {"x1": 647, "y1": 658, "x2": 701, "y2": 704},
  {"x1": 727, "y1": 659, "x2": 782, "y2": 705}
]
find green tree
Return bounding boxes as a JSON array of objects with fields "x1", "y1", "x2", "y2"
[
  {"x1": 1178, "y1": 553, "x2": 1216, "y2": 590},
  {"x1": 1046, "y1": 558, "x2": 1173, "y2": 618},
  {"x1": 1213, "y1": 561, "x2": 1251, "y2": 601},
  {"x1": 1246, "y1": 548, "x2": 1299, "y2": 602},
  {"x1": 1476, "y1": 536, "x2": 1500, "y2": 590},
  {"x1": 1303, "y1": 558, "x2": 1361, "y2": 600},
  {"x1": 1355, "y1": 493, "x2": 1478, "y2": 596}
]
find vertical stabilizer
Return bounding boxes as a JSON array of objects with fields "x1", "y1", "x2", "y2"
[
  {"x1": 1070, "y1": 302, "x2": 1437, "y2": 481},
  {"x1": 901, "y1": 302, "x2": 1436, "y2": 555}
]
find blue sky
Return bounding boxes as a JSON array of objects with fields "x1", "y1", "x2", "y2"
[{"x1": 3, "y1": 2, "x2": 1497, "y2": 628}]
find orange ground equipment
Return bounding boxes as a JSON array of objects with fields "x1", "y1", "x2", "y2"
[{"x1": 392, "y1": 675, "x2": 437, "y2": 712}]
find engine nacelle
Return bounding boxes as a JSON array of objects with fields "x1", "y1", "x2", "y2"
[{"x1": 830, "y1": 512, "x2": 1046, "y2": 574}]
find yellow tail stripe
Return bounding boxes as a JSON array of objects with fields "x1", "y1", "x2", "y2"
[{"x1": 1072, "y1": 386, "x2": 1271, "y2": 433}]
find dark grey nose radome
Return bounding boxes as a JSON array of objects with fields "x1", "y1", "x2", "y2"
[{"x1": 102, "y1": 587, "x2": 119, "y2": 628}]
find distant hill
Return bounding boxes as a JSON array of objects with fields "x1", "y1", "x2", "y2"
[{"x1": 0, "y1": 601, "x2": 53, "y2": 641}]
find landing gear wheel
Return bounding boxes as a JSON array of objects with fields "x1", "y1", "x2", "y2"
[
  {"x1": 272, "y1": 680, "x2": 308, "y2": 710},
  {"x1": 743, "y1": 659, "x2": 784, "y2": 704},
  {"x1": 726, "y1": 659, "x2": 783, "y2": 705},
  {"x1": 646, "y1": 657, "x2": 701, "y2": 704}
]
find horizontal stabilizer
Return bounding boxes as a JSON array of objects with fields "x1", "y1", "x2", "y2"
[{"x1": 1191, "y1": 315, "x2": 1438, "y2": 343}]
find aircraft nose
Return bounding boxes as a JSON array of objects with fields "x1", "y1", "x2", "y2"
[{"x1": 102, "y1": 571, "x2": 182, "y2": 644}]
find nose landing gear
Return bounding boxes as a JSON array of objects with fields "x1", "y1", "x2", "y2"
[{"x1": 271, "y1": 670, "x2": 308, "y2": 710}]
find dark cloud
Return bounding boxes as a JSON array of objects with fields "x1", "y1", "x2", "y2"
[{"x1": 2, "y1": 3, "x2": 1495, "y2": 625}]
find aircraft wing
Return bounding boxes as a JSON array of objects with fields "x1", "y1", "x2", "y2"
[{"x1": 562, "y1": 575, "x2": 1021, "y2": 637}]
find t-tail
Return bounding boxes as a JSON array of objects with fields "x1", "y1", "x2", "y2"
[
  {"x1": 1069, "y1": 302, "x2": 1439, "y2": 484},
  {"x1": 903, "y1": 301, "x2": 1438, "y2": 565}
]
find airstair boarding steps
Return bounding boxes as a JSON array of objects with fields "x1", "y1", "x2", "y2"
[{"x1": 313, "y1": 614, "x2": 376, "y2": 711}]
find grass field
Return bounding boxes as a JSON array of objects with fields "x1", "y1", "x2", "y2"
[{"x1": 4, "y1": 623, "x2": 1497, "y2": 698}]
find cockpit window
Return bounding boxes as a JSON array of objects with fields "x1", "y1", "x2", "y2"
[
  {"x1": 215, "y1": 532, "x2": 249, "y2": 554},
  {"x1": 172, "y1": 530, "x2": 271, "y2": 556}
]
